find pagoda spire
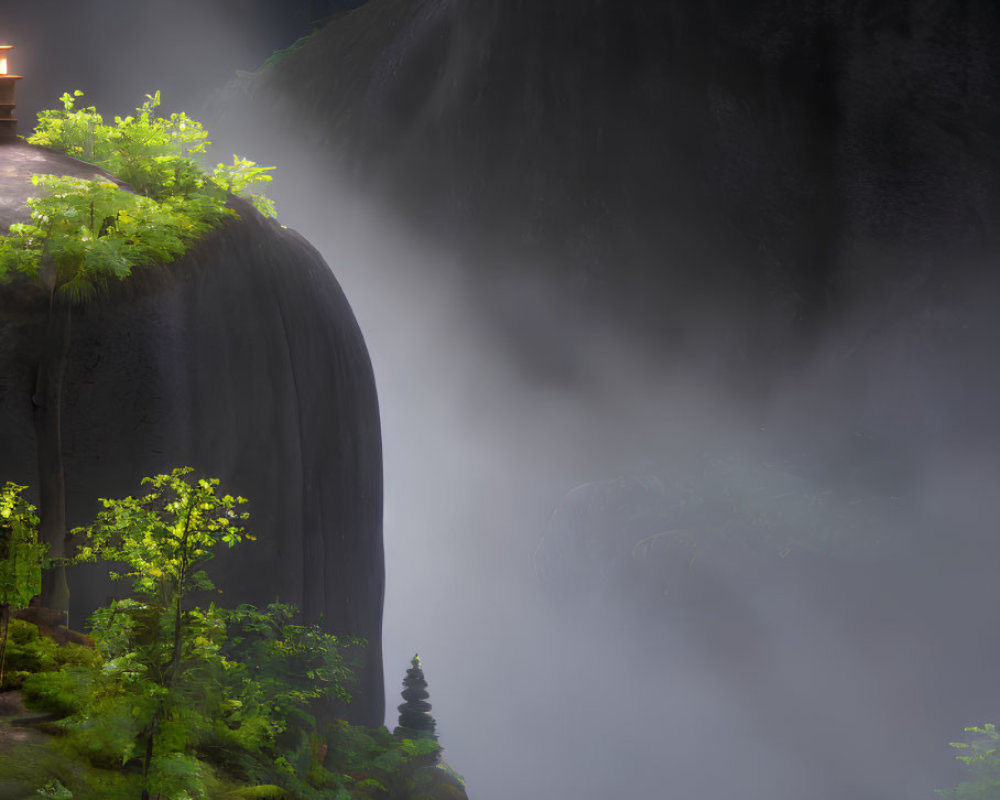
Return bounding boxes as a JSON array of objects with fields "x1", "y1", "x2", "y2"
[{"x1": 394, "y1": 654, "x2": 438, "y2": 742}]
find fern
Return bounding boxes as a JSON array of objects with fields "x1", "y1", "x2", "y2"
[
  {"x1": 0, "y1": 90, "x2": 277, "y2": 305},
  {"x1": 1, "y1": 174, "x2": 235, "y2": 303},
  {"x1": 212, "y1": 156, "x2": 277, "y2": 218}
]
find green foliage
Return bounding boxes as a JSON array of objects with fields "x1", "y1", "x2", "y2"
[
  {"x1": 0, "y1": 90, "x2": 278, "y2": 303},
  {"x1": 0, "y1": 483, "x2": 49, "y2": 687},
  {"x1": 4, "y1": 619, "x2": 100, "y2": 691},
  {"x1": 0, "y1": 174, "x2": 231, "y2": 303},
  {"x1": 28, "y1": 90, "x2": 272, "y2": 211},
  {"x1": 30, "y1": 91, "x2": 210, "y2": 198},
  {"x1": 72, "y1": 467, "x2": 251, "y2": 599},
  {"x1": 211, "y1": 156, "x2": 277, "y2": 219},
  {"x1": 0, "y1": 483, "x2": 46, "y2": 610},
  {"x1": 321, "y1": 722, "x2": 446, "y2": 799},
  {"x1": 0, "y1": 738, "x2": 233, "y2": 800},
  {"x1": 66, "y1": 468, "x2": 252, "y2": 797},
  {"x1": 147, "y1": 751, "x2": 209, "y2": 800},
  {"x1": 221, "y1": 603, "x2": 357, "y2": 733},
  {"x1": 938, "y1": 724, "x2": 1000, "y2": 799},
  {"x1": 22, "y1": 666, "x2": 97, "y2": 718},
  {"x1": 36, "y1": 779, "x2": 73, "y2": 798},
  {"x1": 221, "y1": 786, "x2": 289, "y2": 799},
  {"x1": 54, "y1": 469, "x2": 368, "y2": 799},
  {"x1": 0, "y1": 471, "x2": 448, "y2": 800}
]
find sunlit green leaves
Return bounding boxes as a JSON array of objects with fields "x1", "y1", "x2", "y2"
[
  {"x1": 29, "y1": 90, "x2": 109, "y2": 164},
  {"x1": 28, "y1": 91, "x2": 214, "y2": 200},
  {"x1": 71, "y1": 467, "x2": 251, "y2": 600},
  {"x1": 0, "y1": 483, "x2": 47, "y2": 611},
  {"x1": 27, "y1": 89, "x2": 274, "y2": 210},
  {"x1": 6, "y1": 472, "x2": 390, "y2": 799},
  {"x1": 1, "y1": 89, "x2": 277, "y2": 306},
  {"x1": 1, "y1": 174, "x2": 234, "y2": 305},
  {"x1": 211, "y1": 155, "x2": 277, "y2": 218}
]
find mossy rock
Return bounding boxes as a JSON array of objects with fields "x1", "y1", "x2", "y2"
[
  {"x1": 20, "y1": 669, "x2": 95, "y2": 718},
  {"x1": 221, "y1": 786, "x2": 289, "y2": 799},
  {"x1": 2, "y1": 620, "x2": 100, "y2": 690}
]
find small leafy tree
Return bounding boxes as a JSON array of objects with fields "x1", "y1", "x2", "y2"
[
  {"x1": 71, "y1": 467, "x2": 251, "y2": 800},
  {"x1": 0, "y1": 472, "x2": 460, "y2": 800},
  {"x1": 2, "y1": 469, "x2": 366, "y2": 799},
  {"x1": 0, "y1": 483, "x2": 47, "y2": 686}
]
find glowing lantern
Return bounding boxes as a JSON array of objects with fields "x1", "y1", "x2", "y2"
[{"x1": 0, "y1": 44, "x2": 20, "y2": 143}]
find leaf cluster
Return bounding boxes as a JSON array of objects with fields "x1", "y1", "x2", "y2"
[
  {"x1": 3, "y1": 469, "x2": 450, "y2": 800},
  {"x1": 0, "y1": 91, "x2": 278, "y2": 305},
  {"x1": 220, "y1": 603, "x2": 359, "y2": 736},
  {"x1": 211, "y1": 156, "x2": 276, "y2": 219},
  {"x1": 4, "y1": 619, "x2": 100, "y2": 693},
  {"x1": 40, "y1": 469, "x2": 365, "y2": 798},
  {"x1": 71, "y1": 467, "x2": 251, "y2": 601},
  {"x1": 29, "y1": 90, "x2": 276, "y2": 216},
  {"x1": 0, "y1": 482, "x2": 47, "y2": 610},
  {"x1": 321, "y1": 723, "x2": 448, "y2": 800},
  {"x1": 0, "y1": 175, "x2": 231, "y2": 304},
  {"x1": 29, "y1": 92, "x2": 212, "y2": 200}
]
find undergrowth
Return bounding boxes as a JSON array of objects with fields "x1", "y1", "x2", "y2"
[{"x1": 0, "y1": 471, "x2": 457, "y2": 800}]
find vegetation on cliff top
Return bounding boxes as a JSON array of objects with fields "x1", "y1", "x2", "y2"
[{"x1": 0, "y1": 90, "x2": 275, "y2": 302}]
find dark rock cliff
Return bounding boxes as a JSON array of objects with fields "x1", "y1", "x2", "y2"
[
  {"x1": 212, "y1": 0, "x2": 1000, "y2": 383},
  {"x1": 0, "y1": 144, "x2": 385, "y2": 726}
]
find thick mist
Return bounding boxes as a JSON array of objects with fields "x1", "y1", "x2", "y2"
[
  {"x1": 238, "y1": 165, "x2": 999, "y2": 799},
  {"x1": 6, "y1": 4, "x2": 1000, "y2": 798}
]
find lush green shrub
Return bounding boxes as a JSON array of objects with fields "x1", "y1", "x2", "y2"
[
  {"x1": 0, "y1": 471, "x2": 455, "y2": 800},
  {"x1": 0, "y1": 483, "x2": 48, "y2": 689},
  {"x1": 57, "y1": 470, "x2": 363, "y2": 799},
  {"x1": 28, "y1": 90, "x2": 275, "y2": 217},
  {"x1": 0, "y1": 91, "x2": 277, "y2": 302},
  {"x1": 3, "y1": 619, "x2": 100, "y2": 691},
  {"x1": 20, "y1": 666, "x2": 95, "y2": 718}
]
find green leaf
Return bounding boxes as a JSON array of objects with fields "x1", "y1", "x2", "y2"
[{"x1": 2, "y1": 90, "x2": 273, "y2": 303}]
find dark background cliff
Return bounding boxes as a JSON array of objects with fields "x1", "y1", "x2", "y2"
[{"x1": 210, "y1": 0, "x2": 1000, "y2": 387}]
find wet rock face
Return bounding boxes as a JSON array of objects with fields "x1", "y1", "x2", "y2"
[
  {"x1": 215, "y1": 0, "x2": 1000, "y2": 374},
  {"x1": 0, "y1": 146, "x2": 385, "y2": 726}
]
